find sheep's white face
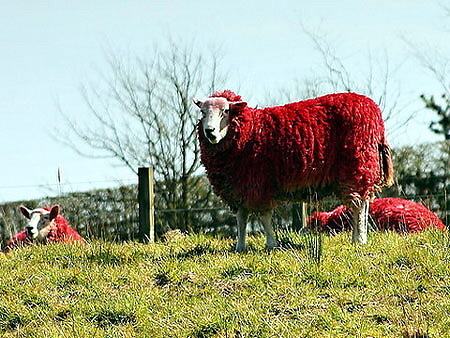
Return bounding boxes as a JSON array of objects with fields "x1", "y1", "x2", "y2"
[
  {"x1": 194, "y1": 97, "x2": 231, "y2": 144},
  {"x1": 19, "y1": 205, "x2": 59, "y2": 240}
]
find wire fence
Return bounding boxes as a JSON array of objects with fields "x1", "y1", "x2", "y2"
[{"x1": 0, "y1": 177, "x2": 448, "y2": 249}]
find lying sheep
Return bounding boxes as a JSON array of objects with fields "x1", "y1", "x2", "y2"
[
  {"x1": 3, "y1": 205, "x2": 84, "y2": 251},
  {"x1": 195, "y1": 90, "x2": 393, "y2": 251},
  {"x1": 308, "y1": 197, "x2": 446, "y2": 234}
]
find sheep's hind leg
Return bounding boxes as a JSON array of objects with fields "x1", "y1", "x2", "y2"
[
  {"x1": 236, "y1": 208, "x2": 249, "y2": 252},
  {"x1": 261, "y1": 210, "x2": 278, "y2": 250},
  {"x1": 351, "y1": 199, "x2": 369, "y2": 244}
]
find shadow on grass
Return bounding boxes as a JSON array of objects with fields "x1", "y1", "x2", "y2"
[
  {"x1": 86, "y1": 242, "x2": 129, "y2": 266},
  {"x1": 192, "y1": 322, "x2": 221, "y2": 338},
  {"x1": 0, "y1": 306, "x2": 27, "y2": 332},
  {"x1": 54, "y1": 309, "x2": 72, "y2": 322},
  {"x1": 154, "y1": 271, "x2": 171, "y2": 287},
  {"x1": 89, "y1": 309, "x2": 137, "y2": 328},
  {"x1": 402, "y1": 329, "x2": 430, "y2": 338}
]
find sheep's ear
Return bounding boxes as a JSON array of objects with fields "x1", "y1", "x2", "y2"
[
  {"x1": 229, "y1": 101, "x2": 247, "y2": 112},
  {"x1": 49, "y1": 205, "x2": 60, "y2": 220},
  {"x1": 19, "y1": 205, "x2": 32, "y2": 219},
  {"x1": 193, "y1": 99, "x2": 203, "y2": 108}
]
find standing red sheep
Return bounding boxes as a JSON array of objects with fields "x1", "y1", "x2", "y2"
[
  {"x1": 308, "y1": 197, "x2": 446, "y2": 234},
  {"x1": 195, "y1": 90, "x2": 393, "y2": 251},
  {"x1": 3, "y1": 205, "x2": 84, "y2": 252}
]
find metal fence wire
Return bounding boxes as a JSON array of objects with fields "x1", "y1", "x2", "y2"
[{"x1": 0, "y1": 181, "x2": 448, "y2": 248}]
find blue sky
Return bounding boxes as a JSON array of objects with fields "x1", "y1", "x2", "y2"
[{"x1": 0, "y1": 0, "x2": 448, "y2": 202}]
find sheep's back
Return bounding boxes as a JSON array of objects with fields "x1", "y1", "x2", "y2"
[
  {"x1": 48, "y1": 216, "x2": 84, "y2": 242},
  {"x1": 370, "y1": 198, "x2": 446, "y2": 232},
  {"x1": 308, "y1": 198, "x2": 446, "y2": 234}
]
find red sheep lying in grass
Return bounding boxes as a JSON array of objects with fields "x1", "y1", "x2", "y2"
[
  {"x1": 308, "y1": 197, "x2": 446, "y2": 234},
  {"x1": 3, "y1": 205, "x2": 84, "y2": 252},
  {"x1": 195, "y1": 90, "x2": 394, "y2": 252}
]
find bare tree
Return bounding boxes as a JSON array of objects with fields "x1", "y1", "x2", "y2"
[
  {"x1": 409, "y1": 26, "x2": 450, "y2": 141},
  {"x1": 268, "y1": 27, "x2": 414, "y2": 140},
  {"x1": 402, "y1": 5, "x2": 449, "y2": 93},
  {"x1": 404, "y1": 38, "x2": 450, "y2": 95},
  {"x1": 57, "y1": 41, "x2": 226, "y2": 233}
]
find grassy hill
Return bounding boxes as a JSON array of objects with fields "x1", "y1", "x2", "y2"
[{"x1": 0, "y1": 230, "x2": 449, "y2": 337}]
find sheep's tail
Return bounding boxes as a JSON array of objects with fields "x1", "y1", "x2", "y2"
[{"x1": 379, "y1": 143, "x2": 394, "y2": 187}]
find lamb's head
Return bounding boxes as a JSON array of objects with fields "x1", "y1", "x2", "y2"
[
  {"x1": 194, "y1": 97, "x2": 247, "y2": 144},
  {"x1": 19, "y1": 205, "x2": 59, "y2": 240}
]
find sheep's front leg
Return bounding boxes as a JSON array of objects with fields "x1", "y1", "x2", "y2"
[
  {"x1": 261, "y1": 210, "x2": 278, "y2": 250},
  {"x1": 351, "y1": 199, "x2": 370, "y2": 244},
  {"x1": 236, "y1": 208, "x2": 249, "y2": 252}
]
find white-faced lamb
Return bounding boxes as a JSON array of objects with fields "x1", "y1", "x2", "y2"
[{"x1": 3, "y1": 205, "x2": 84, "y2": 252}]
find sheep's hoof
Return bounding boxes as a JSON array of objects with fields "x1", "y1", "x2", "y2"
[
  {"x1": 265, "y1": 241, "x2": 280, "y2": 251},
  {"x1": 235, "y1": 244, "x2": 247, "y2": 253}
]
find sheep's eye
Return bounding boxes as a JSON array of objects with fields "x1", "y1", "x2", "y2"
[{"x1": 224, "y1": 109, "x2": 229, "y2": 114}]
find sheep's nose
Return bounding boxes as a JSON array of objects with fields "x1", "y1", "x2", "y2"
[{"x1": 205, "y1": 128, "x2": 216, "y2": 141}]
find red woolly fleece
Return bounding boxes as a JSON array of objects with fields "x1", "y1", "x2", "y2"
[
  {"x1": 308, "y1": 198, "x2": 446, "y2": 234},
  {"x1": 199, "y1": 90, "x2": 391, "y2": 212},
  {"x1": 4, "y1": 212, "x2": 83, "y2": 251}
]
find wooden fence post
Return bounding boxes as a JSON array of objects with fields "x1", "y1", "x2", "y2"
[
  {"x1": 138, "y1": 167, "x2": 155, "y2": 243},
  {"x1": 301, "y1": 202, "x2": 308, "y2": 229}
]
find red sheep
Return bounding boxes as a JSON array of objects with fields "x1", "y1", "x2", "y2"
[
  {"x1": 3, "y1": 205, "x2": 84, "y2": 252},
  {"x1": 308, "y1": 197, "x2": 446, "y2": 234},
  {"x1": 194, "y1": 90, "x2": 393, "y2": 251}
]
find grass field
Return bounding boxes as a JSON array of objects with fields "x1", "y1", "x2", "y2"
[{"x1": 0, "y1": 230, "x2": 449, "y2": 337}]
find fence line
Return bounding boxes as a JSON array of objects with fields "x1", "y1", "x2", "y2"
[{"x1": 0, "y1": 166, "x2": 447, "y2": 247}]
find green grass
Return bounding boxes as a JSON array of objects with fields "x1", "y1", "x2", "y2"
[{"x1": 0, "y1": 230, "x2": 449, "y2": 337}]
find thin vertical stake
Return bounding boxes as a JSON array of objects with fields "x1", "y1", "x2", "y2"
[
  {"x1": 301, "y1": 202, "x2": 308, "y2": 229},
  {"x1": 57, "y1": 167, "x2": 62, "y2": 196},
  {"x1": 292, "y1": 203, "x2": 301, "y2": 231}
]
